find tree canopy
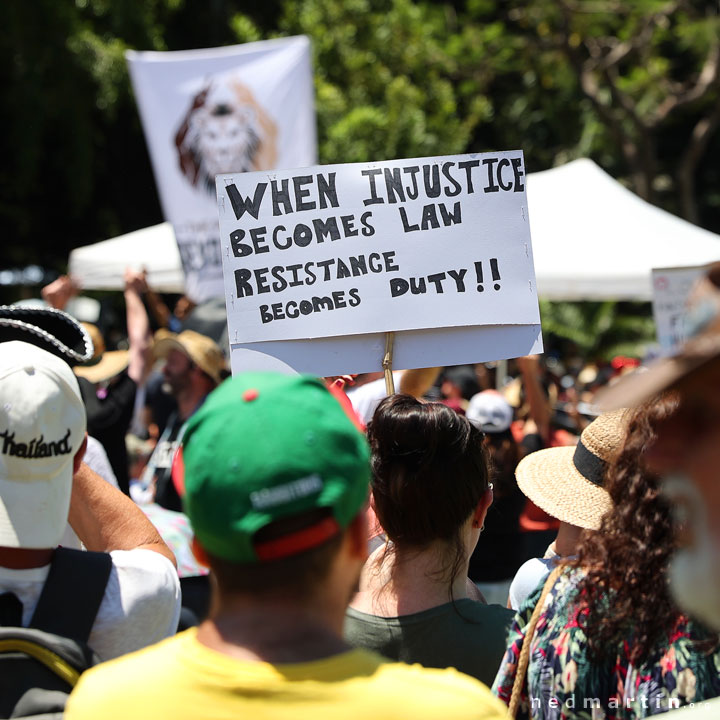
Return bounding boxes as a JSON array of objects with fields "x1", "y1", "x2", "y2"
[{"x1": 2, "y1": 0, "x2": 718, "y2": 275}]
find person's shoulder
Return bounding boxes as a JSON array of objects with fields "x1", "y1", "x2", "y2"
[
  {"x1": 456, "y1": 598, "x2": 514, "y2": 624},
  {"x1": 514, "y1": 555, "x2": 555, "y2": 580},
  {"x1": 509, "y1": 556, "x2": 554, "y2": 609},
  {"x1": 66, "y1": 633, "x2": 185, "y2": 718},
  {"x1": 89, "y1": 548, "x2": 180, "y2": 660},
  {"x1": 110, "y1": 546, "x2": 177, "y2": 573},
  {"x1": 107, "y1": 549, "x2": 179, "y2": 610},
  {"x1": 109, "y1": 548, "x2": 180, "y2": 609},
  {"x1": 109, "y1": 547, "x2": 179, "y2": 592},
  {"x1": 515, "y1": 556, "x2": 554, "y2": 583},
  {"x1": 369, "y1": 661, "x2": 508, "y2": 717}
]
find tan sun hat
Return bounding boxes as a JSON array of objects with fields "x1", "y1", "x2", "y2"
[
  {"x1": 515, "y1": 408, "x2": 630, "y2": 530},
  {"x1": 73, "y1": 323, "x2": 129, "y2": 385},
  {"x1": 153, "y1": 329, "x2": 226, "y2": 385},
  {"x1": 597, "y1": 262, "x2": 720, "y2": 410}
]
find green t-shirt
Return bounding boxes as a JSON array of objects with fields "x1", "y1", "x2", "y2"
[{"x1": 344, "y1": 599, "x2": 514, "y2": 686}]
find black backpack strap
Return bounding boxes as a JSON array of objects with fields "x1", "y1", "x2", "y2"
[
  {"x1": 29, "y1": 548, "x2": 112, "y2": 643},
  {"x1": 0, "y1": 592, "x2": 23, "y2": 626}
]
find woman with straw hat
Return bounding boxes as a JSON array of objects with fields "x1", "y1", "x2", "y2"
[
  {"x1": 506, "y1": 407, "x2": 624, "y2": 611},
  {"x1": 492, "y1": 397, "x2": 720, "y2": 719}
]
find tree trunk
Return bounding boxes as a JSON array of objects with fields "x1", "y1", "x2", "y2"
[{"x1": 676, "y1": 103, "x2": 720, "y2": 224}]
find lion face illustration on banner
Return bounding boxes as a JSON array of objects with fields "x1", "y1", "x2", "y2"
[{"x1": 175, "y1": 79, "x2": 278, "y2": 195}]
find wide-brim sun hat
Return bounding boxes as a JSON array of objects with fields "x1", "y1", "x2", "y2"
[
  {"x1": 515, "y1": 408, "x2": 630, "y2": 530},
  {"x1": 598, "y1": 262, "x2": 720, "y2": 410},
  {"x1": 73, "y1": 323, "x2": 129, "y2": 385}
]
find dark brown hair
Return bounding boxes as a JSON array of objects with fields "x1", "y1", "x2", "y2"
[
  {"x1": 482, "y1": 429, "x2": 520, "y2": 499},
  {"x1": 570, "y1": 394, "x2": 715, "y2": 662},
  {"x1": 367, "y1": 394, "x2": 490, "y2": 592}
]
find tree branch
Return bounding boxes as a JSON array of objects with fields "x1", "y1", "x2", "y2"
[
  {"x1": 676, "y1": 100, "x2": 720, "y2": 222},
  {"x1": 654, "y1": 41, "x2": 720, "y2": 123}
]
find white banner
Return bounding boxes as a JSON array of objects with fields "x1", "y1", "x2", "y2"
[
  {"x1": 216, "y1": 151, "x2": 540, "y2": 345},
  {"x1": 126, "y1": 36, "x2": 316, "y2": 303},
  {"x1": 652, "y1": 265, "x2": 707, "y2": 354}
]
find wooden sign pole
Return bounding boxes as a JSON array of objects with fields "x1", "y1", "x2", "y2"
[{"x1": 383, "y1": 332, "x2": 396, "y2": 396}]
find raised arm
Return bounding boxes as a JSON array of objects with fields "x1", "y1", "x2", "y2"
[
  {"x1": 142, "y1": 280, "x2": 173, "y2": 329},
  {"x1": 124, "y1": 268, "x2": 153, "y2": 386},
  {"x1": 516, "y1": 355, "x2": 551, "y2": 444},
  {"x1": 41, "y1": 274, "x2": 79, "y2": 311},
  {"x1": 68, "y1": 461, "x2": 177, "y2": 568},
  {"x1": 398, "y1": 367, "x2": 442, "y2": 398}
]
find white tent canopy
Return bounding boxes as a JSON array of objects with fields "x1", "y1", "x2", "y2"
[
  {"x1": 69, "y1": 222, "x2": 184, "y2": 293},
  {"x1": 527, "y1": 159, "x2": 720, "y2": 300},
  {"x1": 69, "y1": 158, "x2": 720, "y2": 300}
]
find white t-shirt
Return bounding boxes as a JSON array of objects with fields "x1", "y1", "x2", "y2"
[
  {"x1": 346, "y1": 373, "x2": 402, "y2": 426},
  {"x1": 0, "y1": 548, "x2": 181, "y2": 661},
  {"x1": 507, "y1": 557, "x2": 555, "y2": 611},
  {"x1": 508, "y1": 544, "x2": 574, "y2": 611}
]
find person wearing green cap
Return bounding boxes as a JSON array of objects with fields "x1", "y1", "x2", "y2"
[{"x1": 66, "y1": 372, "x2": 508, "y2": 720}]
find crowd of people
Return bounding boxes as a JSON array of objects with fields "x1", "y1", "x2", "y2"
[{"x1": 1, "y1": 262, "x2": 720, "y2": 719}]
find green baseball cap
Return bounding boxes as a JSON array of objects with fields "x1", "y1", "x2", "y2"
[{"x1": 179, "y1": 372, "x2": 370, "y2": 563}]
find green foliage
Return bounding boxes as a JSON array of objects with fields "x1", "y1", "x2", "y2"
[
  {"x1": 2, "y1": 0, "x2": 719, "y2": 315},
  {"x1": 267, "y1": 0, "x2": 497, "y2": 162},
  {"x1": 540, "y1": 300, "x2": 657, "y2": 360},
  {"x1": 0, "y1": 0, "x2": 177, "y2": 267}
]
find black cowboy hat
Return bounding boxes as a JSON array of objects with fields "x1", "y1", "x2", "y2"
[{"x1": 0, "y1": 305, "x2": 93, "y2": 366}]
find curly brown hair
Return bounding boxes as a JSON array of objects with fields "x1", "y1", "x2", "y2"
[{"x1": 569, "y1": 393, "x2": 714, "y2": 663}]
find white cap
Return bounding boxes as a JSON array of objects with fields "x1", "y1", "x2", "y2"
[
  {"x1": 0, "y1": 341, "x2": 86, "y2": 548},
  {"x1": 466, "y1": 390, "x2": 514, "y2": 433}
]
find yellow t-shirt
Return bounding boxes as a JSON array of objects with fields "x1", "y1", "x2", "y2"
[{"x1": 66, "y1": 628, "x2": 508, "y2": 720}]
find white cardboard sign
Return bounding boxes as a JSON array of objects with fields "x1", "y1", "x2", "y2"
[
  {"x1": 652, "y1": 265, "x2": 707, "y2": 354},
  {"x1": 228, "y1": 324, "x2": 544, "y2": 378},
  {"x1": 216, "y1": 151, "x2": 540, "y2": 352},
  {"x1": 126, "y1": 36, "x2": 316, "y2": 303}
]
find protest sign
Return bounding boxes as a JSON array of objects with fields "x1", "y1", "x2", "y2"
[
  {"x1": 227, "y1": 324, "x2": 543, "y2": 378},
  {"x1": 652, "y1": 264, "x2": 707, "y2": 354},
  {"x1": 216, "y1": 151, "x2": 540, "y2": 361},
  {"x1": 126, "y1": 36, "x2": 316, "y2": 303}
]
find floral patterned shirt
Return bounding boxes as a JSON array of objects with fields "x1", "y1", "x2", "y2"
[{"x1": 492, "y1": 567, "x2": 720, "y2": 719}]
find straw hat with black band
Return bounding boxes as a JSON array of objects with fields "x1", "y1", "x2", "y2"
[{"x1": 515, "y1": 408, "x2": 630, "y2": 530}]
